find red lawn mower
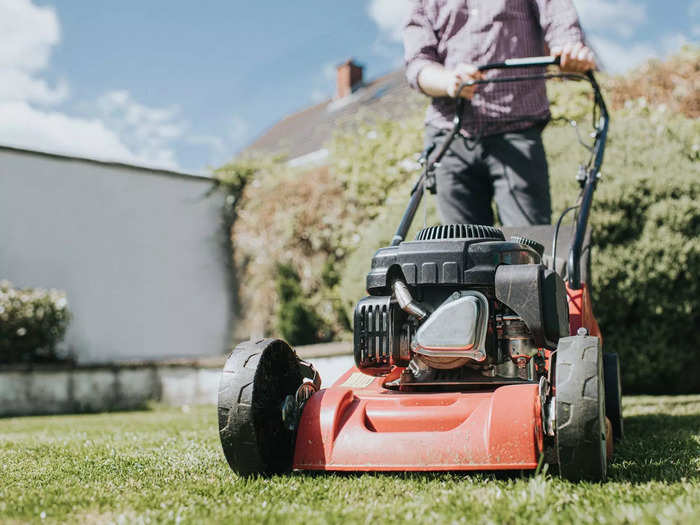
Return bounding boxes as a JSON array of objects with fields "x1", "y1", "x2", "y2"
[{"x1": 218, "y1": 57, "x2": 623, "y2": 481}]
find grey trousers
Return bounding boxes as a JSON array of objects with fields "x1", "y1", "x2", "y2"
[{"x1": 426, "y1": 125, "x2": 552, "y2": 226}]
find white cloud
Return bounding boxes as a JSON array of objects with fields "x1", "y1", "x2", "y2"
[
  {"x1": 570, "y1": 1, "x2": 692, "y2": 73},
  {"x1": 95, "y1": 90, "x2": 186, "y2": 168},
  {"x1": 589, "y1": 32, "x2": 692, "y2": 73},
  {"x1": 367, "y1": 0, "x2": 412, "y2": 43},
  {"x1": 0, "y1": 0, "x2": 191, "y2": 170},
  {"x1": 587, "y1": 35, "x2": 656, "y2": 73},
  {"x1": 0, "y1": 69, "x2": 68, "y2": 105},
  {"x1": 0, "y1": 101, "x2": 138, "y2": 162},
  {"x1": 572, "y1": 0, "x2": 647, "y2": 38},
  {"x1": 0, "y1": 0, "x2": 67, "y2": 105},
  {"x1": 0, "y1": 0, "x2": 59, "y2": 71}
]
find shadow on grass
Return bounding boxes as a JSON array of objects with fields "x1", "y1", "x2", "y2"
[{"x1": 609, "y1": 412, "x2": 700, "y2": 482}]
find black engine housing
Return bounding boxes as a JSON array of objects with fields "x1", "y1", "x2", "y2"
[{"x1": 354, "y1": 225, "x2": 569, "y2": 376}]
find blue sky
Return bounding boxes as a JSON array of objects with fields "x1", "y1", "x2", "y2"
[{"x1": 0, "y1": 0, "x2": 697, "y2": 173}]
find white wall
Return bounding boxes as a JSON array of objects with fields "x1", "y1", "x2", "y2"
[{"x1": 0, "y1": 147, "x2": 232, "y2": 363}]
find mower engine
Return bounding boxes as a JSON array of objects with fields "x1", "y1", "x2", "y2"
[{"x1": 354, "y1": 224, "x2": 570, "y2": 388}]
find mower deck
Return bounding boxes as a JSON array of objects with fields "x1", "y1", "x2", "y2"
[{"x1": 293, "y1": 368, "x2": 542, "y2": 471}]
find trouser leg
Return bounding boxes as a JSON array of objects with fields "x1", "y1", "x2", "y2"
[
  {"x1": 425, "y1": 126, "x2": 495, "y2": 225},
  {"x1": 485, "y1": 127, "x2": 552, "y2": 226}
]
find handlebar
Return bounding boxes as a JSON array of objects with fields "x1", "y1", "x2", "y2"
[
  {"x1": 391, "y1": 57, "x2": 609, "y2": 290},
  {"x1": 478, "y1": 55, "x2": 560, "y2": 71}
]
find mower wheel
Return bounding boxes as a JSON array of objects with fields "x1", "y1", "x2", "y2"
[
  {"x1": 217, "y1": 338, "x2": 303, "y2": 476},
  {"x1": 555, "y1": 335, "x2": 607, "y2": 481},
  {"x1": 604, "y1": 353, "x2": 624, "y2": 442}
]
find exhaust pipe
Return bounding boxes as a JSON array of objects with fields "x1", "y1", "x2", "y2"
[{"x1": 392, "y1": 279, "x2": 429, "y2": 321}]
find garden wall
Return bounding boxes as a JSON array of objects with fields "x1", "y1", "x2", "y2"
[{"x1": 0, "y1": 146, "x2": 232, "y2": 364}]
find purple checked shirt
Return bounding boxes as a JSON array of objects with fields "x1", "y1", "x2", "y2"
[{"x1": 404, "y1": 0, "x2": 586, "y2": 136}]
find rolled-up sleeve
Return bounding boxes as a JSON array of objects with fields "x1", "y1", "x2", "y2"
[
  {"x1": 534, "y1": 0, "x2": 586, "y2": 49},
  {"x1": 403, "y1": 0, "x2": 440, "y2": 91}
]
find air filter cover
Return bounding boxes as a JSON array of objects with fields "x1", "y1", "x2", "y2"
[{"x1": 414, "y1": 291, "x2": 489, "y2": 366}]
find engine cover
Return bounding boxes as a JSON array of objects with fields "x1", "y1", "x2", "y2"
[{"x1": 366, "y1": 238, "x2": 540, "y2": 294}]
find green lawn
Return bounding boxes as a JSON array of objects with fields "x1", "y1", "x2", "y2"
[{"x1": 1, "y1": 396, "x2": 698, "y2": 524}]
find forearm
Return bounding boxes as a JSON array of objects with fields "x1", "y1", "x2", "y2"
[
  {"x1": 417, "y1": 62, "x2": 481, "y2": 99},
  {"x1": 417, "y1": 63, "x2": 452, "y2": 97}
]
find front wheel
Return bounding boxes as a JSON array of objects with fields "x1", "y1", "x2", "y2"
[
  {"x1": 555, "y1": 335, "x2": 607, "y2": 481},
  {"x1": 217, "y1": 338, "x2": 303, "y2": 476}
]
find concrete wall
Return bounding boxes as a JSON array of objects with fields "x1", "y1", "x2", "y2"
[
  {"x1": 0, "y1": 355, "x2": 354, "y2": 416},
  {"x1": 0, "y1": 146, "x2": 232, "y2": 363}
]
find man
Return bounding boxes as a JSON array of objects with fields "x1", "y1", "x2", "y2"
[{"x1": 403, "y1": 0, "x2": 595, "y2": 226}]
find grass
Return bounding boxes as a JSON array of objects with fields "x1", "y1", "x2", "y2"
[{"x1": 1, "y1": 396, "x2": 698, "y2": 524}]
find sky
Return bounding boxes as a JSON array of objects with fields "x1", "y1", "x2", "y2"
[{"x1": 0, "y1": 0, "x2": 697, "y2": 174}]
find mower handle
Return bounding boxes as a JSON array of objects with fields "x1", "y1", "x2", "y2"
[
  {"x1": 455, "y1": 56, "x2": 561, "y2": 99},
  {"x1": 391, "y1": 58, "x2": 608, "y2": 290},
  {"x1": 478, "y1": 55, "x2": 560, "y2": 71}
]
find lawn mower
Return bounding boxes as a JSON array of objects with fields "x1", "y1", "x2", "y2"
[{"x1": 218, "y1": 56, "x2": 623, "y2": 481}]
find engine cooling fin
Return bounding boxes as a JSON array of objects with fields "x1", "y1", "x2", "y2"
[
  {"x1": 416, "y1": 224, "x2": 505, "y2": 241},
  {"x1": 510, "y1": 235, "x2": 545, "y2": 257}
]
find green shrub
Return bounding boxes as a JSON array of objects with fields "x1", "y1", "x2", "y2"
[
  {"x1": 275, "y1": 264, "x2": 322, "y2": 346},
  {"x1": 0, "y1": 281, "x2": 72, "y2": 364},
  {"x1": 581, "y1": 108, "x2": 699, "y2": 394}
]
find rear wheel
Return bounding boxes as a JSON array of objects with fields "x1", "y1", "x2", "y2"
[
  {"x1": 217, "y1": 338, "x2": 303, "y2": 476},
  {"x1": 604, "y1": 352, "x2": 624, "y2": 442},
  {"x1": 555, "y1": 335, "x2": 607, "y2": 481}
]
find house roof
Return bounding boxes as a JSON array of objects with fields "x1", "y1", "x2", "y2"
[{"x1": 245, "y1": 69, "x2": 425, "y2": 161}]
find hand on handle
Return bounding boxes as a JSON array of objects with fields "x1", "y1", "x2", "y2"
[
  {"x1": 551, "y1": 43, "x2": 596, "y2": 73},
  {"x1": 446, "y1": 64, "x2": 483, "y2": 99}
]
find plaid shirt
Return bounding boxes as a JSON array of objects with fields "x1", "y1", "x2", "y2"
[{"x1": 404, "y1": 0, "x2": 585, "y2": 136}]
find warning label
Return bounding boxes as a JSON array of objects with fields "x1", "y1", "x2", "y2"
[{"x1": 340, "y1": 372, "x2": 375, "y2": 389}]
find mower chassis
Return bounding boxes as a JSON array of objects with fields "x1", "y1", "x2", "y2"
[
  {"x1": 293, "y1": 370, "x2": 541, "y2": 471},
  {"x1": 291, "y1": 282, "x2": 598, "y2": 473}
]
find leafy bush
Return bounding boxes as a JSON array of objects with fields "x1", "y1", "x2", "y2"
[
  {"x1": 606, "y1": 45, "x2": 699, "y2": 118},
  {"x1": 577, "y1": 106, "x2": 699, "y2": 394},
  {"x1": 217, "y1": 160, "x2": 348, "y2": 341},
  {"x1": 275, "y1": 264, "x2": 322, "y2": 346},
  {"x1": 0, "y1": 281, "x2": 71, "y2": 364}
]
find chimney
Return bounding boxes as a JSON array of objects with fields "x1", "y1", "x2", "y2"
[{"x1": 336, "y1": 59, "x2": 363, "y2": 99}]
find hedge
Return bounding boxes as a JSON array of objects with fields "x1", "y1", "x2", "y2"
[{"x1": 0, "y1": 280, "x2": 72, "y2": 364}]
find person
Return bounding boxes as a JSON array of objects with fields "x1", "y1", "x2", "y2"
[{"x1": 403, "y1": 0, "x2": 595, "y2": 227}]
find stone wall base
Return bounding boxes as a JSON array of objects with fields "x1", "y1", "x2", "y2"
[{"x1": 0, "y1": 354, "x2": 353, "y2": 417}]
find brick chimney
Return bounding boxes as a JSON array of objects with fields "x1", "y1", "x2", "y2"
[{"x1": 336, "y1": 59, "x2": 363, "y2": 99}]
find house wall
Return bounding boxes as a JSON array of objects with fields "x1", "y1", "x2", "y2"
[{"x1": 0, "y1": 147, "x2": 232, "y2": 363}]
